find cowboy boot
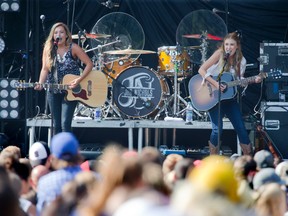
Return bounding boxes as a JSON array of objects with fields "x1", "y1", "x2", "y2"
[
  {"x1": 208, "y1": 141, "x2": 219, "y2": 155},
  {"x1": 240, "y1": 143, "x2": 252, "y2": 155}
]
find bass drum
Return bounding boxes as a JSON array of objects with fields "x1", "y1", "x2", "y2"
[{"x1": 112, "y1": 66, "x2": 170, "y2": 118}]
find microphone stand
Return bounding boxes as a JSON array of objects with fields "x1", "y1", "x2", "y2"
[
  {"x1": 216, "y1": 57, "x2": 228, "y2": 153},
  {"x1": 50, "y1": 44, "x2": 58, "y2": 136},
  {"x1": 40, "y1": 17, "x2": 50, "y2": 119}
]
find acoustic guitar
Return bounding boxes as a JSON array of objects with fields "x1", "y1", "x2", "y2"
[
  {"x1": 188, "y1": 69, "x2": 282, "y2": 111},
  {"x1": 14, "y1": 70, "x2": 108, "y2": 108}
]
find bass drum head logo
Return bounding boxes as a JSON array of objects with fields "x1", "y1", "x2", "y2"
[{"x1": 113, "y1": 66, "x2": 167, "y2": 118}]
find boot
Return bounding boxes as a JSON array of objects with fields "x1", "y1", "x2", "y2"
[
  {"x1": 240, "y1": 143, "x2": 252, "y2": 155},
  {"x1": 208, "y1": 141, "x2": 219, "y2": 155}
]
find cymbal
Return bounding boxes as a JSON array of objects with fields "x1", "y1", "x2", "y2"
[
  {"x1": 104, "y1": 49, "x2": 156, "y2": 55},
  {"x1": 183, "y1": 33, "x2": 223, "y2": 41},
  {"x1": 72, "y1": 33, "x2": 111, "y2": 39}
]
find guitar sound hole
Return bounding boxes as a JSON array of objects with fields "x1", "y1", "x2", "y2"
[{"x1": 72, "y1": 85, "x2": 81, "y2": 94}]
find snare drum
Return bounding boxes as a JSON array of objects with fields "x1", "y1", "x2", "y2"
[
  {"x1": 158, "y1": 46, "x2": 191, "y2": 76},
  {"x1": 103, "y1": 58, "x2": 141, "y2": 85},
  {"x1": 112, "y1": 66, "x2": 170, "y2": 118}
]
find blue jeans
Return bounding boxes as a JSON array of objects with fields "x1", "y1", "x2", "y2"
[
  {"x1": 47, "y1": 92, "x2": 77, "y2": 135},
  {"x1": 208, "y1": 99, "x2": 250, "y2": 147}
]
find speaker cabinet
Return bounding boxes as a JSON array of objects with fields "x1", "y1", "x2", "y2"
[{"x1": 262, "y1": 102, "x2": 288, "y2": 159}]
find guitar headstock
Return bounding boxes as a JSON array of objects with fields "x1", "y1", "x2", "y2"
[
  {"x1": 259, "y1": 68, "x2": 282, "y2": 80},
  {"x1": 13, "y1": 80, "x2": 34, "y2": 90}
]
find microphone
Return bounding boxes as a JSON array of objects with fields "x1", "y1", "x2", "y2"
[
  {"x1": 101, "y1": 0, "x2": 119, "y2": 9},
  {"x1": 40, "y1": 14, "x2": 46, "y2": 35},
  {"x1": 212, "y1": 8, "x2": 230, "y2": 15},
  {"x1": 54, "y1": 37, "x2": 60, "y2": 46},
  {"x1": 224, "y1": 51, "x2": 230, "y2": 61},
  {"x1": 40, "y1": 14, "x2": 45, "y2": 22}
]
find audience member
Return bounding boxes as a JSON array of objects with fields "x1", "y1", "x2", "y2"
[
  {"x1": 0, "y1": 146, "x2": 20, "y2": 171},
  {"x1": 162, "y1": 154, "x2": 183, "y2": 189},
  {"x1": 254, "y1": 183, "x2": 287, "y2": 216},
  {"x1": 26, "y1": 165, "x2": 50, "y2": 205},
  {"x1": 253, "y1": 150, "x2": 274, "y2": 170},
  {"x1": 253, "y1": 168, "x2": 285, "y2": 190},
  {"x1": 9, "y1": 171, "x2": 36, "y2": 216},
  {"x1": 0, "y1": 166, "x2": 24, "y2": 216},
  {"x1": 233, "y1": 155, "x2": 258, "y2": 208},
  {"x1": 29, "y1": 141, "x2": 52, "y2": 169},
  {"x1": 36, "y1": 132, "x2": 83, "y2": 214}
]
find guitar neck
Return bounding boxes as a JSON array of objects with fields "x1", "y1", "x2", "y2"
[
  {"x1": 41, "y1": 83, "x2": 69, "y2": 90},
  {"x1": 18, "y1": 82, "x2": 69, "y2": 90},
  {"x1": 226, "y1": 75, "x2": 258, "y2": 88}
]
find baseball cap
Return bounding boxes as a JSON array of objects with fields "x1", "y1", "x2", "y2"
[
  {"x1": 188, "y1": 155, "x2": 239, "y2": 202},
  {"x1": 253, "y1": 168, "x2": 285, "y2": 190},
  {"x1": 253, "y1": 150, "x2": 274, "y2": 169},
  {"x1": 29, "y1": 141, "x2": 50, "y2": 168},
  {"x1": 51, "y1": 132, "x2": 79, "y2": 161}
]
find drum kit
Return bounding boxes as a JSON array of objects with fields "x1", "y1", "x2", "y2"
[{"x1": 74, "y1": 11, "x2": 227, "y2": 121}]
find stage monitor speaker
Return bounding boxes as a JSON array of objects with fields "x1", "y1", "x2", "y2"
[{"x1": 262, "y1": 102, "x2": 288, "y2": 159}]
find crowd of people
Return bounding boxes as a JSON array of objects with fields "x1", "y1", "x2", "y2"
[{"x1": 0, "y1": 131, "x2": 288, "y2": 216}]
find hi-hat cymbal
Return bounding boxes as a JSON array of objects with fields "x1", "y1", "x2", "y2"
[
  {"x1": 104, "y1": 49, "x2": 156, "y2": 55},
  {"x1": 72, "y1": 33, "x2": 111, "y2": 39},
  {"x1": 183, "y1": 33, "x2": 222, "y2": 41}
]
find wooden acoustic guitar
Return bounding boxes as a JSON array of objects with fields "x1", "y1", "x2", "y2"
[
  {"x1": 188, "y1": 69, "x2": 282, "y2": 111},
  {"x1": 14, "y1": 70, "x2": 108, "y2": 108}
]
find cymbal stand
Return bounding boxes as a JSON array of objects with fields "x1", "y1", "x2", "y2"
[
  {"x1": 93, "y1": 42, "x2": 124, "y2": 120},
  {"x1": 172, "y1": 60, "x2": 202, "y2": 118}
]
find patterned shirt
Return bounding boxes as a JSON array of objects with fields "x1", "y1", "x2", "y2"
[
  {"x1": 47, "y1": 43, "x2": 80, "y2": 85},
  {"x1": 36, "y1": 165, "x2": 82, "y2": 215}
]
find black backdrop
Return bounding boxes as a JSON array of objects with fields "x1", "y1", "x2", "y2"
[{"x1": 1, "y1": 0, "x2": 288, "y2": 153}]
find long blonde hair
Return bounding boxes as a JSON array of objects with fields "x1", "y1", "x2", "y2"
[
  {"x1": 218, "y1": 31, "x2": 243, "y2": 77},
  {"x1": 43, "y1": 22, "x2": 72, "y2": 70}
]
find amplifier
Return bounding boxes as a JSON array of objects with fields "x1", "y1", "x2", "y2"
[
  {"x1": 259, "y1": 43, "x2": 288, "y2": 74},
  {"x1": 261, "y1": 102, "x2": 288, "y2": 159},
  {"x1": 260, "y1": 43, "x2": 288, "y2": 101}
]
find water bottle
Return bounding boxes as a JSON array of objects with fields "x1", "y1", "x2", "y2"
[
  {"x1": 185, "y1": 102, "x2": 193, "y2": 123},
  {"x1": 94, "y1": 107, "x2": 101, "y2": 122}
]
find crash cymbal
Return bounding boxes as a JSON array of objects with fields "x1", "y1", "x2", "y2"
[
  {"x1": 72, "y1": 33, "x2": 111, "y2": 39},
  {"x1": 104, "y1": 49, "x2": 156, "y2": 55},
  {"x1": 183, "y1": 33, "x2": 222, "y2": 41}
]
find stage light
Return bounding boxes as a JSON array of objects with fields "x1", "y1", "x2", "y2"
[
  {"x1": 0, "y1": 0, "x2": 20, "y2": 12},
  {"x1": 0, "y1": 78, "x2": 20, "y2": 119},
  {"x1": 0, "y1": 37, "x2": 5, "y2": 53}
]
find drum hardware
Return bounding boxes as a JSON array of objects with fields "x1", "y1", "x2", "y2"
[
  {"x1": 157, "y1": 44, "x2": 202, "y2": 119},
  {"x1": 95, "y1": 48, "x2": 155, "y2": 119}
]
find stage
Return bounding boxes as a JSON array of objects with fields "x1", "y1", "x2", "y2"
[{"x1": 26, "y1": 117, "x2": 254, "y2": 155}]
